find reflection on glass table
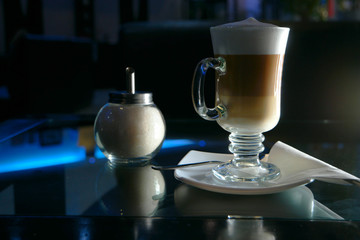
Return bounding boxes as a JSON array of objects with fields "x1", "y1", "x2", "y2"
[
  {"x1": 95, "y1": 162, "x2": 166, "y2": 216},
  {"x1": 0, "y1": 118, "x2": 360, "y2": 223},
  {"x1": 174, "y1": 184, "x2": 342, "y2": 220}
]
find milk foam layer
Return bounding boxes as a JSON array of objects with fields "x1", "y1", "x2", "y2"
[{"x1": 210, "y1": 18, "x2": 289, "y2": 55}]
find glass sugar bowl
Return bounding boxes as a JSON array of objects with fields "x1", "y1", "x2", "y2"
[{"x1": 94, "y1": 68, "x2": 166, "y2": 164}]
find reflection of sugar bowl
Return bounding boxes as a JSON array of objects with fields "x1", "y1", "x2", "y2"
[
  {"x1": 94, "y1": 67, "x2": 166, "y2": 163},
  {"x1": 96, "y1": 162, "x2": 166, "y2": 216}
]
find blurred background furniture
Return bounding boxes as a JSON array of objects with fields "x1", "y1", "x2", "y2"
[
  {"x1": 6, "y1": 33, "x2": 95, "y2": 116},
  {"x1": 0, "y1": 0, "x2": 359, "y2": 122}
]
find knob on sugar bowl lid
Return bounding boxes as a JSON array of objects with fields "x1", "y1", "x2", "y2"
[
  {"x1": 109, "y1": 67, "x2": 153, "y2": 104},
  {"x1": 94, "y1": 67, "x2": 166, "y2": 164}
]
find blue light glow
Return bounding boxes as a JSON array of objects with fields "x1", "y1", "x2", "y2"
[
  {"x1": 94, "y1": 139, "x2": 203, "y2": 159},
  {"x1": 0, "y1": 146, "x2": 86, "y2": 173},
  {"x1": 88, "y1": 157, "x2": 96, "y2": 164},
  {"x1": 198, "y1": 140, "x2": 206, "y2": 147},
  {"x1": 161, "y1": 139, "x2": 196, "y2": 149},
  {"x1": 0, "y1": 127, "x2": 86, "y2": 173},
  {"x1": 94, "y1": 146, "x2": 105, "y2": 159}
]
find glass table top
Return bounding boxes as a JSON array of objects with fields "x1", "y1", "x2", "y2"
[{"x1": 0, "y1": 115, "x2": 360, "y2": 222}]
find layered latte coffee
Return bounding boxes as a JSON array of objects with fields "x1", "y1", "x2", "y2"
[{"x1": 210, "y1": 18, "x2": 289, "y2": 134}]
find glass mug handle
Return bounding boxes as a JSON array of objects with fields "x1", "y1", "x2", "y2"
[{"x1": 192, "y1": 57, "x2": 226, "y2": 121}]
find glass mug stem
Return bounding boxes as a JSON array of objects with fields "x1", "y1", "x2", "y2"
[
  {"x1": 229, "y1": 133, "x2": 264, "y2": 168},
  {"x1": 213, "y1": 133, "x2": 280, "y2": 182}
]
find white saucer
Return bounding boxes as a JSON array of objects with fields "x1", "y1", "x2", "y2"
[{"x1": 174, "y1": 150, "x2": 313, "y2": 195}]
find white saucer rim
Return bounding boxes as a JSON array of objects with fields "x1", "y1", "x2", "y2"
[
  {"x1": 174, "y1": 150, "x2": 313, "y2": 195},
  {"x1": 174, "y1": 171, "x2": 313, "y2": 195}
]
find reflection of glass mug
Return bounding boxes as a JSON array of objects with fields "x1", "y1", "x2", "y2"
[{"x1": 192, "y1": 18, "x2": 289, "y2": 182}]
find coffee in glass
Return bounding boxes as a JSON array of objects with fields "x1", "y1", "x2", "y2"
[{"x1": 192, "y1": 18, "x2": 289, "y2": 182}]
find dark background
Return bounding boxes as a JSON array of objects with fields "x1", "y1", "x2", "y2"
[{"x1": 0, "y1": 0, "x2": 359, "y2": 122}]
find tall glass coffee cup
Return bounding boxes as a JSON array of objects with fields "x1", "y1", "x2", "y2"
[{"x1": 192, "y1": 18, "x2": 289, "y2": 182}]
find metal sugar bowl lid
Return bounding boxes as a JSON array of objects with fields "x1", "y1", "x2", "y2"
[{"x1": 109, "y1": 67, "x2": 153, "y2": 104}]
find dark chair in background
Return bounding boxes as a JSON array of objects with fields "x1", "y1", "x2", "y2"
[
  {"x1": 5, "y1": 33, "x2": 95, "y2": 118},
  {"x1": 280, "y1": 21, "x2": 360, "y2": 122}
]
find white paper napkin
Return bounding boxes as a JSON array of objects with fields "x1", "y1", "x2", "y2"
[
  {"x1": 174, "y1": 141, "x2": 360, "y2": 195},
  {"x1": 268, "y1": 141, "x2": 360, "y2": 185}
]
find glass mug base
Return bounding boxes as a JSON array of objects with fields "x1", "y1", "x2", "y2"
[
  {"x1": 211, "y1": 133, "x2": 280, "y2": 183},
  {"x1": 212, "y1": 161, "x2": 280, "y2": 182}
]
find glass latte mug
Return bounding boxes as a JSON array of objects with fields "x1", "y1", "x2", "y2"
[{"x1": 192, "y1": 18, "x2": 289, "y2": 182}]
